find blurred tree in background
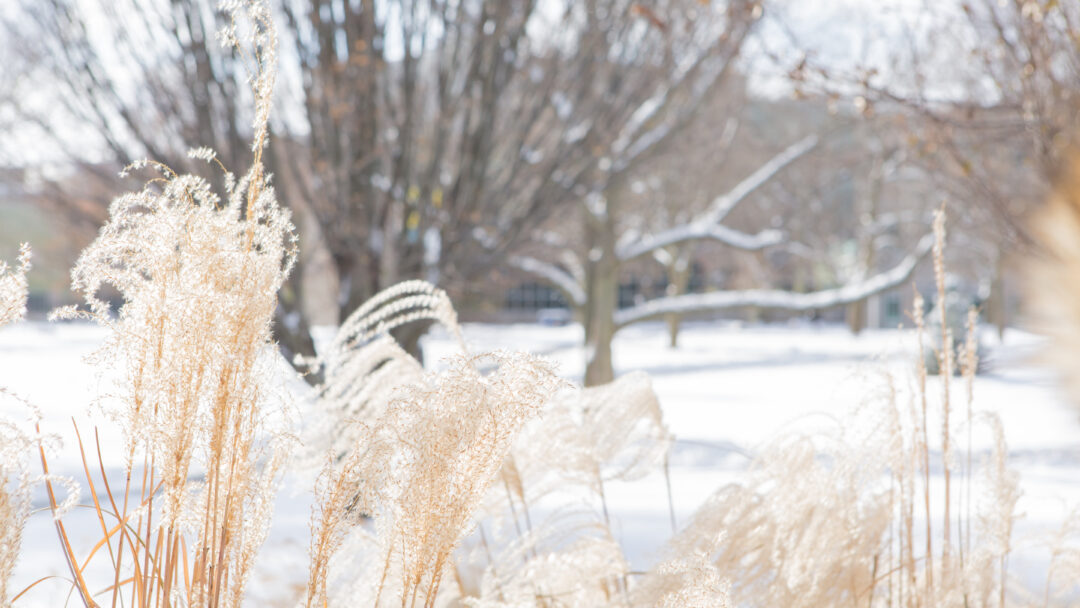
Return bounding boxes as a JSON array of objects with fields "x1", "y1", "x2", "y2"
[
  {"x1": 0, "y1": 0, "x2": 769, "y2": 369},
  {"x1": 2, "y1": 0, "x2": 1075, "y2": 382}
]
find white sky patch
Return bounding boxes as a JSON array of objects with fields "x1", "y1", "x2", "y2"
[{"x1": 747, "y1": 0, "x2": 978, "y2": 102}]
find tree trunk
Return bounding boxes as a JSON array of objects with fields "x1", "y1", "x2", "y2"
[
  {"x1": 584, "y1": 267, "x2": 617, "y2": 386},
  {"x1": 665, "y1": 253, "x2": 692, "y2": 348},
  {"x1": 847, "y1": 145, "x2": 884, "y2": 336},
  {"x1": 584, "y1": 207, "x2": 619, "y2": 387},
  {"x1": 846, "y1": 298, "x2": 867, "y2": 335},
  {"x1": 986, "y1": 253, "x2": 1007, "y2": 341},
  {"x1": 273, "y1": 269, "x2": 322, "y2": 385}
]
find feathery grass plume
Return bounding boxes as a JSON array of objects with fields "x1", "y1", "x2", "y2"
[
  {"x1": 502, "y1": 372, "x2": 671, "y2": 520},
  {"x1": 661, "y1": 427, "x2": 891, "y2": 608},
  {"x1": 328, "y1": 280, "x2": 461, "y2": 353},
  {"x1": 473, "y1": 372, "x2": 670, "y2": 605},
  {"x1": 0, "y1": 244, "x2": 30, "y2": 327},
  {"x1": 912, "y1": 286, "x2": 935, "y2": 594},
  {"x1": 47, "y1": 1, "x2": 297, "y2": 605},
  {"x1": 1026, "y1": 156, "x2": 1080, "y2": 407},
  {"x1": 630, "y1": 553, "x2": 730, "y2": 608},
  {"x1": 305, "y1": 281, "x2": 461, "y2": 463},
  {"x1": 448, "y1": 375, "x2": 670, "y2": 608},
  {"x1": 0, "y1": 403, "x2": 79, "y2": 608},
  {"x1": 974, "y1": 413, "x2": 1019, "y2": 608},
  {"x1": 465, "y1": 526, "x2": 630, "y2": 608},
  {"x1": 932, "y1": 208, "x2": 956, "y2": 574},
  {"x1": 959, "y1": 305, "x2": 978, "y2": 564},
  {"x1": 305, "y1": 350, "x2": 561, "y2": 608},
  {"x1": 0, "y1": 412, "x2": 34, "y2": 608},
  {"x1": 0, "y1": 247, "x2": 33, "y2": 607}
]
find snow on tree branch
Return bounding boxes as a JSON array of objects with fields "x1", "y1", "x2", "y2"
[
  {"x1": 614, "y1": 233, "x2": 934, "y2": 328},
  {"x1": 509, "y1": 255, "x2": 586, "y2": 307},
  {"x1": 618, "y1": 224, "x2": 784, "y2": 261},
  {"x1": 616, "y1": 134, "x2": 818, "y2": 262},
  {"x1": 701, "y1": 134, "x2": 819, "y2": 224}
]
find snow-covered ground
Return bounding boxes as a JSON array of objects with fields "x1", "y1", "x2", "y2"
[{"x1": 4, "y1": 320, "x2": 1078, "y2": 605}]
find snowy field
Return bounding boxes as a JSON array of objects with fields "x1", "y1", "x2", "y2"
[{"x1": 4, "y1": 320, "x2": 1079, "y2": 605}]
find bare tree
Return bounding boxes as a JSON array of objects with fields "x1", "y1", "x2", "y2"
[
  {"x1": 2, "y1": 0, "x2": 800, "y2": 368},
  {"x1": 514, "y1": 127, "x2": 934, "y2": 385},
  {"x1": 765, "y1": 0, "x2": 1080, "y2": 337},
  {"x1": 776, "y1": 0, "x2": 1057, "y2": 197}
]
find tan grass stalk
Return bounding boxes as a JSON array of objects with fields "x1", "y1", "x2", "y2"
[
  {"x1": 913, "y1": 288, "x2": 933, "y2": 596},
  {"x1": 932, "y1": 208, "x2": 954, "y2": 572},
  {"x1": 960, "y1": 306, "x2": 979, "y2": 566}
]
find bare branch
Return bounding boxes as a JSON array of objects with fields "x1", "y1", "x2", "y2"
[
  {"x1": 616, "y1": 134, "x2": 818, "y2": 262},
  {"x1": 508, "y1": 256, "x2": 586, "y2": 308},
  {"x1": 614, "y1": 233, "x2": 934, "y2": 328},
  {"x1": 704, "y1": 134, "x2": 819, "y2": 224},
  {"x1": 618, "y1": 225, "x2": 783, "y2": 262}
]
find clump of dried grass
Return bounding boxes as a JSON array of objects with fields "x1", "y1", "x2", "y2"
[
  {"x1": 5, "y1": 207, "x2": 1043, "y2": 608},
  {"x1": 646, "y1": 210, "x2": 1022, "y2": 608},
  {"x1": 305, "y1": 349, "x2": 562, "y2": 608},
  {"x1": 304, "y1": 280, "x2": 461, "y2": 462},
  {"x1": 502, "y1": 372, "x2": 671, "y2": 522},
  {"x1": 38, "y1": 1, "x2": 297, "y2": 605},
  {"x1": 466, "y1": 526, "x2": 631, "y2": 607},
  {"x1": 630, "y1": 553, "x2": 730, "y2": 608},
  {"x1": 666, "y1": 430, "x2": 891, "y2": 607},
  {"x1": 0, "y1": 405, "x2": 73, "y2": 608},
  {"x1": 459, "y1": 373, "x2": 671, "y2": 607}
]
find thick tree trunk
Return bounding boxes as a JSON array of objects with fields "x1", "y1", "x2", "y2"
[
  {"x1": 584, "y1": 267, "x2": 617, "y2": 386},
  {"x1": 584, "y1": 207, "x2": 619, "y2": 387}
]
